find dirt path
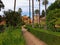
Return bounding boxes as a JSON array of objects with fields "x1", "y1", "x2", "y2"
[{"x1": 22, "y1": 27, "x2": 47, "y2": 45}]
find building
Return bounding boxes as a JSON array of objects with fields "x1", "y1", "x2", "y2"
[{"x1": 22, "y1": 15, "x2": 32, "y2": 24}]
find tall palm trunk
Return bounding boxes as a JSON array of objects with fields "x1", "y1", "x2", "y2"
[
  {"x1": 14, "y1": 0, "x2": 16, "y2": 12},
  {"x1": 32, "y1": 0, "x2": 34, "y2": 27},
  {"x1": 29, "y1": 0, "x2": 31, "y2": 24},
  {"x1": 45, "y1": 0, "x2": 47, "y2": 17},
  {"x1": 45, "y1": 0, "x2": 47, "y2": 29},
  {"x1": 38, "y1": 0, "x2": 40, "y2": 27},
  {"x1": 29, "y1": 0, "x2": 31, "y2": 19}
]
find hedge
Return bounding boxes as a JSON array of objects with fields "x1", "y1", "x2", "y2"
[{"x1": 25, "y1": 26, "x2": 60, "y2": 45}]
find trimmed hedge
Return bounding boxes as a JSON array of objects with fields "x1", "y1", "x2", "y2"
[{"x1": 25, "y1": 26, "x2": 60, "y2": 45}]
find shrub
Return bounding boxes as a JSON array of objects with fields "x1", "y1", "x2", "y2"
[
  {"x1": 0, "y1": 27, "x2": 25, "y2": 45},
  {"x1": 46, "y1": 9, "x2": 60, "y2": 31},
  {"x1": 0, "y1": 25, "x2": 5, "y2": 33},
  {"x1": 26, "y1": 26, "x2": 60, "y2": 45}
]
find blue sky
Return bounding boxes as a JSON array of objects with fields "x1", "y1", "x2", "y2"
[{"x1": 0, "y1": 0, "x2": 55, "y2": 16}]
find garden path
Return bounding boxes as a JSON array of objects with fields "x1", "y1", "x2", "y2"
[{"x1": 22, "y1": 26, "x2": 47, "y2": 45}]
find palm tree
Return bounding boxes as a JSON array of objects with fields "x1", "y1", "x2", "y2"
[
  {"x1": 42, "y1": 0, "x2": 48, "y2": 29},
  {"x1": 38, "y1": 0, "x2": 40, "y2": 27},
  {"x1": 42, "y1": 0, "x2": 48, "y2": 17},
  {"x1": 29, "y1": 0, "x2": 31, "y2": 24},
  {"x1": 32, "y1": 0, "x2": 34, "y2": 27},
  {"x1": 29, "y1": 0, "x2": 31, "y2": 19},
  {"x1": 35, "y1": 9, "x2": 39, "y2": 24},
  {"x1": 14, "y1": 0, "x2": 16, "y2": 12},
  {"x1": 18, "y1": 8, "x2": 22, "y2": 15},
  {"x1": 18, "y1": 8, "x2": 22, "y2": 18},
  {"x1": 35, "y1": 9, "x2": 39, "y2": 15}
]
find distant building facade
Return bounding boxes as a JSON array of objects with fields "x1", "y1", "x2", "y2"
[{"x1": 22, "y1": 15, "x2": 32, "y2": 24}]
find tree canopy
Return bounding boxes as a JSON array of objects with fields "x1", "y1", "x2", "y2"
[
  {"x1": 46, "y1": 9, "x2": 60, "y2": 31},
  {"x1": 4, "y1": 9, "x2": 24, "y2": 27},
  {"x1": 47, "y1": 0, "x2": 60, "y2": 11}
]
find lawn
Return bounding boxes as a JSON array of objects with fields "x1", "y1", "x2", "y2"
[{"x1": 0, "y1": 26, "x2": 25, "y2": 45}]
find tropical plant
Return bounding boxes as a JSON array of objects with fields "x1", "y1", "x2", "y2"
[
  {"x1": 35, "y1": 9, "x2": 39, "y2": 15},
  {"x1": 46, "y1": 9, "x2": 60, "y2": 32},
  {"x1": 4, "y1": 9, "x2": 23, "y2": 27},
  {"x1": 38, "y1": 0, "x2": 40, "y2": 27},
  {"x1": 35, "y1": 9, "x2": 39, "y2": 24},
  {"x1": 42, "y1": 10, "x2": 45, "y2": 17},
  {"x1": 42, "y1": 0, "x2": 48, "y2": 17},
  {"x1": 32, "y1": 0, "x2": 34, "y2": 27},
  {"x1": 47, "y1": 0, "x2": 60, "y2": 12},
  {"x1": 0, "y1": 15, "x2": 5, "y2": 33},
  {"x1": 18, "y1": 8, "x2": 22, "y2": 17},
  {"x1": 29, "y1": 0, "x2": 31, "y2": 19}
]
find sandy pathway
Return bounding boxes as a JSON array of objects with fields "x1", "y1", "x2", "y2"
[{"x1": 22, "y1": 27, "x2": 47, "y2": 45}]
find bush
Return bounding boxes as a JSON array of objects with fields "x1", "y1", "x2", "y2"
[
  {"x1": 4, "y1": 10, "x2": 24, "y2": 27},
  {"x1": 0, "y1": 25, "x2": 5, "y2": 33},
  {"x1": 26, "y1": 26, "x2": 60, "y2": 45},
  {"x1": 46, "y1": 9, "x2": 60, "y2": 31}
]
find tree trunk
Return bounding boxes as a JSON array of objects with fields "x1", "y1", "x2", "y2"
[
  {"x1": 45, "y1": 0, "x2": 47, "y2": 17},
  {"x1": 32, "y1": 0, "x2": 34, "y2": 27},
  {"x1": 14, "y1": 0, "x2": 16, "y2": 12},
  {"x1": 45, "y1": 0, "x2": 47, "y2": 29},
  {"x1": 29, "y1": 0, "x2": 31, "y2": 19},
  {"x1": 39, "y1": 0, "x2": 40, "y2": 27},
  {"x1": 29, "y1": 0, "x2": 31, "y2": 24}
]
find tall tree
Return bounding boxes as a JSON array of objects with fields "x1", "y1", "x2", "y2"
[
  {"x1": 14, "y1": 0, "x2": 16, "y2": 11},
  {"x1": 35, "y1": 9, "x2": 39, "y2": 15},
  {"x1": 42, "y1": 10, "x2": 45, "y2": 17},
  {"x1": 32, "y1": 0, "x2": 34, "y2": 27},
  {"x1": 47, "y1": 0, "x2": 60, "y2": 11},
  {"x1": 29, "y1": 0, "x2": 31, "y2": 19},
  {"x1": 18, "y1": 8, "x2": 22, "y2": 16},
  {"x1": 4, "y1": 10, "x2": 23, "y2": 27},
  {"x1": 0, "y1": 0, "x2": 4, "y2": 11},
  {"x1": 38, "y1": 0, "x2": 40, "y2": 27},
  {"x1": 42, "y1": 0, "x2": 48, "y2": 17},
  {"x1": 35, "y1": 9, "x2": 39, "y2": 24}
]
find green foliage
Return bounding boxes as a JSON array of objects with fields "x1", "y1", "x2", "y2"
[
  {"x1": 46, "y1": 9, "x2": 60, "y2": 31},
  {"x1": 0, "y1": 15, "x2": 2, "y2": 22},
  {"x1": 0, "y1": 15, "x2": 5, "y2": 33},
  {"x1": 18, "y1": 8, "x2": 22, "y2": 15},
  {"x1": 0, "y1": 0, "x2": 4, "y2": 11},
  {"x1": 55, "y1": 18, "x2": 60, "y2": 25},
  {"x1": 0, "y1": 27, "x2": 25, "y2": 45},
  {"x1": 25, "y1": 26, "x2": 60, "y2": 45},
  {"x1": 47, "y1": 0, "x2": 60, "y2": 12},
  {"x1": 42, "y1": 0, "x2": 48, "y2": 5},
  {"x1": 35, "y1": 9, "x2": 39, "y2": 14},
  {"x1": 41, "y1": 10, "x2": 45, "y2": 17},
  {"x1": 0, "y1": 25, "x2": 5, "y2": 33},
  {"x1": 4, "y1": 9, "x2": 24, "y2": 27}
]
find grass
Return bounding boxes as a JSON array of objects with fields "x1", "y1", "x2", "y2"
[
  {"x1": 25, "y1": 26, "x2": 60, "y2": 45},
  {"x1": 0, "y1": 26, "x2": 25, "y2": 45},
  {"x1": 35, "y1": 28, "x2": 60, "y2": 36}
]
